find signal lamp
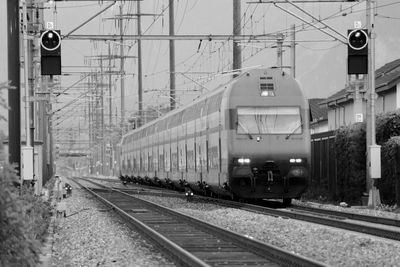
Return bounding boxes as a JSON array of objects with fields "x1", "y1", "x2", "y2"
[
  {"x1": 40, "y1": 30, "x2": 62, "y2": 75},
  {"x1": 347, "y1": 29, "x2": 368, "y2": 74}
]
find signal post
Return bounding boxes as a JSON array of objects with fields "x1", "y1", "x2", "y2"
[
  {"x1": 40, "y1": 27, "x2": 62, "y2": 182},
  {"x1": 365, "y1": 0, "x2": 381, "y2": 207},
  {"x1": 347, "y1": 1, "x2": 380, "y2": 207}
]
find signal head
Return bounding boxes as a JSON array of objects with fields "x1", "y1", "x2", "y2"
[
  {"x1": 347, "y1": 29, "x2": 368, "y2": 51},
  {"x1": 40, "y1": 30, "x2": 61, "y2": 51}
]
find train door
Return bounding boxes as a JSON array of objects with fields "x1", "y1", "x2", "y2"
[
  {"x1": 200, "y1": 100, "x2": 209, "y2": 181},
  {"x1": 147, "y1": 129, "x2": 152, "y2": 178},
  {"x1": 170, "y1": 115, "x2": 178, "y2": 180},
  {"x1": 165, "y1": 119, "x2": 171, "y2": 179},
  {"x1": 178, "y1": 117, "x2": 187, "y2": 180},
  {"x1": 206, "y1": 94, "x2": 222, "y2": 187},
  {"x1": 153, "y1": 125, "x2": 159, "y2": 179},
  {"x1": 158, "y1": 126, "x2": 164, "y2": 178},
  {"x1": 186, "y1": 117, "x2": 196, "y2": 183},
  {"x1": 143, "y1": 129, "x2": 148, "y2": 176},
  {"x1": 195, "y1": 103, "x2": 202, "y2": 180}
]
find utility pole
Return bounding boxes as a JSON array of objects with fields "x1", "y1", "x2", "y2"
[
  {"x1": 7, "y1": 0, "x2": 21, "y2": 175},
  {"x1": 27, "y1": 2, "x2": 35, "y2": 153},
  {"x1": 169, "y1": 0, "x2": 176, "y2": 110},
  {"x1": 108, "y1": 42, "x2": 112, "y2": 127},
  {"x1": 290, "y1": 24, "x2": 296, "y2": 77},
  {"x1": 22, "y1": 0, "x2": 34, "y2": 183},
  {"x1": 29, "y1": 1, "x2": 44, "y2": 194},
  {"x1": 366, "y1": 0, "x2": 381, "y2": 207},
  {"x1": 233, "y1": 0, "x2": 241, "y2": 77},
  {"x1": 119, "y1": 4, "x2": 126, "y2": 131},
  {"x1": 137, "y1": 0, "x2": 143, "y2": 127},
  {"x1": 276, "y1": 34, "x2": 284, "y2": 69},
  {"x1": 48, "y1": 76, "x2": 54, "y2": 178},
  {"x1": 108, "y1": 42, "x2": 112, "y2": 176},
  {"x1": 88, "y1": 73, "x2": 94, "y2": 174},
  {"x1": 94, "y1": 72, "x2": 100, "y2": 174},
  {"x1": 100, "y1": 57, "x2": 105, "y2": 175},
  {"x1": 103, "y1": 7, "x2": 140, "y2": 130}
]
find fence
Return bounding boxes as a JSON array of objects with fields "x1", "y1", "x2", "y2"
[{"x1": 310, "y1": 130, "x2": 337, "y2": 198}]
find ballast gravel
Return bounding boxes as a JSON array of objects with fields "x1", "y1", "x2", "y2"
[
  {"x1": 50, "y1": 178, "x2": 400, "y2": 267},
  {"x1": 50, "y1": 187, "x2": 175, "y2": 267},
  {"x1": 133, "y1": 194, "x2": 400, "y2": 267},
  {"x1": 293, "y1": 199, "x2": 400, "y2": 220}
]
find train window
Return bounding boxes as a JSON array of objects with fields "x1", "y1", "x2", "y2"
[{"x1": 237, "y1": 107, "x2": 302, "y2": 135}]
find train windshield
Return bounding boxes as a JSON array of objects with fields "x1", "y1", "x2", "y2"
[{"x1": 237, "y1": 107, "x2": 302, "y2": 135}]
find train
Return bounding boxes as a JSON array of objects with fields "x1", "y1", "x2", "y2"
[{"x1": 116, "y1": 67, "x2": 311, "y2": 205}]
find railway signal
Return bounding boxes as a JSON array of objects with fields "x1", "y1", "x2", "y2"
[
  {"x1": 347, "y1": 29, "x2": 368, "y2": 74},
  {"x1": 40, "y1": 30, "x2": 62, "y2": 75}
]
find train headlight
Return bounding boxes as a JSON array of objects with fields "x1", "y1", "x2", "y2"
[
  {"x1": 289, "y1": 158, "x2": 302, "y2": 163},
  {"x1": 238, "y1": 158, "x2": 251, "y2": 164}
]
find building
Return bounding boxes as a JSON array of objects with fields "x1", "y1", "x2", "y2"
[
  {"x1": 321, "y1": 59, "x2": 400, "y2": 130},
  {"x1": 309, "y1": 98, "x2": 328, "y2": 134}
]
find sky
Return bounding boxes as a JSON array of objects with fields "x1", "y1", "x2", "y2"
[{"x1": 1, "y1": 0, "x2": 400, "y2": 136}]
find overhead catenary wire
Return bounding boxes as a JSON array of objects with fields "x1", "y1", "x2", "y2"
[{"x1": 55, "y1": 0, "x2": 396, "y2": 136}]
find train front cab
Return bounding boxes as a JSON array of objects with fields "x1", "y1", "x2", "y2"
[
  {"x1": 226, "y1": 68, "x2": 311, "y2": 204},
  {"x1": 229, "y1": 153, "x2": 310, "y2": 202}
]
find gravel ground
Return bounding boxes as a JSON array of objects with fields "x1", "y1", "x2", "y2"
[
  {"x1": 50, "y1": 178, "x2": 400, "y2": 267},
  {"x1": 293, "y1": 199, "x2": 400, "y2": 220},
  {"x1": 50, "y1": 185, "x2": 175, "y2": 267},
  {"x1": 133, "y1": 194, "x2": 400, "y2": 267}
]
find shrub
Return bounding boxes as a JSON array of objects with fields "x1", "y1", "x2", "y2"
[
  {"x1": 378, "y1": 137, "x2": 400, "y2": 205},
  {"x1": 302, "y1": 179, "x2": 330, "y2": 203},
  {"x1": 334, "y1": 123, "x2": 366, "y2": 204},
  {"x1": 0, "y1": 164, "x2": 52, "y2": 266},
  {"x1": 376, "y1": 110, "x2": 400, "y2": 144},
  {"x1": 331, "y1": 111, "x2": 400, "y2": 205}
]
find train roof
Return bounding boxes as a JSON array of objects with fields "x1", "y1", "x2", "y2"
[{"x1": 121, "y1": 67, "x2": 292, "y2": 140}]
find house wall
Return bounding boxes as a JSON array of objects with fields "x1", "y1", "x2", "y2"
[
  {"x1": 327, "y1": 100, "x2": 369, "y2": 130},
  {"x1": 376, "y1": 87, "x2": 396, "y2": 114},
  {"x1": 326, "y1": 83, "x2": 400, "y2": 131},
  {"x1": 327, "y1": 102, "x2": 354, "y2": 130},
  {"x1": 310, "y1": 121, "x2": 329, "y2": 134},
  {"x1": 397, "y1": 83, "x2": 400, "y2": 109}
]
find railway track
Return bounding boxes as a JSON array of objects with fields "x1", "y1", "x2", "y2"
[
  {"x1": 72, "y1": 178, "x2": 325, "y2": 267},
  {"x1": 84, "y1": 177, "x2": 400, "y2": 242},
  {"x1": 137, "y1": 191, "x2": 400, "y2": 241},
  {"x1": 215, "y1": 200, "x2": 400, "y2": 242},
  {"x1": 290, "y1": 204, "x2": 400, "y2": 228}
]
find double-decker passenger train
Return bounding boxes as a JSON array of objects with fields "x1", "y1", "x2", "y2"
[{"x1": 117, "y1": 67, "x2": 311, "y2": 205}]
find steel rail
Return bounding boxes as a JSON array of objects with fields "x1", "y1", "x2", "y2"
[
  {"x1": 84, "y1": 177, "x2": 400, "y2": 241},
  {"x1": 213, "y1": 199, "x2": 400, "y2": 241},
  {"x1": 72, "y1": 179, "x2": 209, "y2": 267},
  {"x1": 75, "y1": 177, "x2": 326, "y2": 267},
  {"x1": 290, "y1": 204, "x2": 400, "y2": 227}
]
